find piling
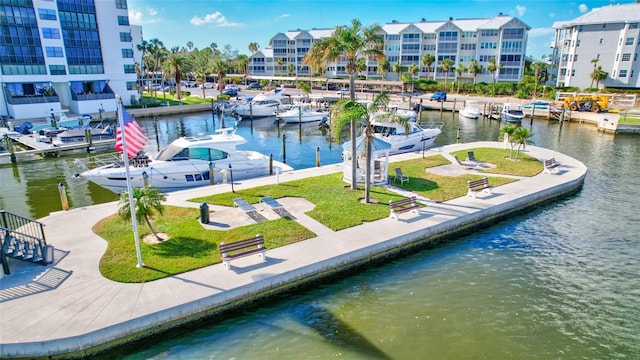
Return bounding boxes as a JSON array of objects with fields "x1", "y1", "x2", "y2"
[
  {"x1": 209, "y1": 162, "x2": 215, "y2": 185},
  {"x1": 282, "y1": 133, "x2": 286, "y2": 164},
  {"x1": 316, "y1": 146, "x2": 320, "y2": 167},
  {"x1": 58, "y1": 183, "x2": 69, "y2": 211}
]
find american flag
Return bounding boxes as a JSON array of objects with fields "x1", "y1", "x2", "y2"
[{"x1": 114, "y1": 104, "x2": 148, "y2": 159}]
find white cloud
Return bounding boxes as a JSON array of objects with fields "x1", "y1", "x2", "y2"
[
  {"x1": 190, "y1": 11, "x2": 241, "y2": 27},
  {"x1": 549, "y1": 12, "x2": 556, "y2": 18},
  {"x1": 148, "y1": 7, "x2": 157, "y2": 16},
  {"x1": 579, "y1": 4, "x2": 589, "y2": 13},
  {"x1": 128, "y1": 9, "x2": 143, "y2": 24},
  {"x1": 515, "y1": 5, "x2": 526, "y2": 17}
]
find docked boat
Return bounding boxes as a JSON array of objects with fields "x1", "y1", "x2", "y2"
[
  {"x1": 500, "y1": 103, "x2": 525, "y2": 123},
  {"x1": 276, "y1": 103, "x2": 328, "y2": 123},
  {"x1": 234, "y1": 89, "x2": 291, "y2": 117},
  {"x1": 31, "y1": 111, "x2": 94, "y2": 133},
  {"x1": 368, "y1": 114, "x2": 442, "y2": 155},
  {"x1": 459, "y1": 101, "x2": 481, "y2": 119},
  {"x1": 523, "y1": 100, "x2": 550, "y2": 111},
  {"x1": 80, "y1": 128, "x2": 293, "y2": 193}
]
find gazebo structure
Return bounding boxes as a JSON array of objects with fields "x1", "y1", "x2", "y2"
[{"x1": 341, "y1": 135, "x2": 391, "y2": 185}]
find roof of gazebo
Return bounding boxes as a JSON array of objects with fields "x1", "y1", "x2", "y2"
[{"x1": 342, "y1": 136, "x2": 391, "y2": 152}]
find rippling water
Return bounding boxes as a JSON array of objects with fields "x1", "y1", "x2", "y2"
[{"x1": 2, "y1": 111, "x2": 639, "y2": 359}]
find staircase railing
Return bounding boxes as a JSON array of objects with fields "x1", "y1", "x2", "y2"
[{"x1": 0, "y1": 211, "x2": 51, "y2": 275}]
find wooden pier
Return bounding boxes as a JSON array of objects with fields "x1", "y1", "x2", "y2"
[{"x1": 1, "y1": 134, "x2": 115, "y2": 164}]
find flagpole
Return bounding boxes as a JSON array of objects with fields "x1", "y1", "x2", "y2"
[{"x1": 117, "y1": 96, "x2": 145, "y2": 268}]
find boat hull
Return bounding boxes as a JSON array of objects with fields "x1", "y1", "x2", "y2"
[
  {"x1": 373, "y1": 129, "x2": 441, "y2": 155},
  {"x1": 278, "y1": 111, "x2": 328, "y2": 123},
  {"x1": 459, "y1": 108, "x2": 480, "y2": 119}
]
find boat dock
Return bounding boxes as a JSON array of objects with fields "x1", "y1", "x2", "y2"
[{"x1": 0, "y1": 132, "x2": 115, "y2": 164}]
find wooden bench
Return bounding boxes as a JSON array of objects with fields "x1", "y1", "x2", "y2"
[
  {"x1": 543, "y1": 158, "x2": 561, "y2": 174},
  {"x1": 467, "y1": 177, "x2": 492, "y2": 198},
  {"x1": 389, "y1": 196, "x2": 421, "y2": 220},
  {"x1": 219, "y1": 234, "x2": 268, "y2": 270}
]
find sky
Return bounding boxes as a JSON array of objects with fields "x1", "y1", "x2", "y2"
[{"x1": 127, "y1": 0, "x2": 637, "y2": 60}]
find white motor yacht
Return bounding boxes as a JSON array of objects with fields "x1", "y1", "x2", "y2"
[
  {"x1": 500, "y1": 103, "x2": 525, "y2": 123},
  {"x1": 369, "y1": 114, "x2": 442, "y2": 155},
  {"x1": 80, "y1": 128, "x2": 292, "y2": 193},
  {"x1": 234, "y1": 89, "x2": 291, "y2": 117},
  {"x1": 459, "y1": 101, "x2": 481, "y2": 119},
  {"x1": 276, "y1": 103, "x2": 329, "y2": 123}
]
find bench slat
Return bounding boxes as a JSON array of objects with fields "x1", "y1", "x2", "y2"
[
  {"x1": 389, "y1": 197, "x2": 421, "y2": 220},
  {"x1": 219, "y1": 235, "x2": 267, "y2": 270},
  {"x1": 467, "y1": 177, "x2": 492, "y2": 198}
]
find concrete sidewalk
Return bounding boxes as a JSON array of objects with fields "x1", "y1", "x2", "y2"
[{"x1": 0, "y1": 142, "x2": 587, "y2": 359}]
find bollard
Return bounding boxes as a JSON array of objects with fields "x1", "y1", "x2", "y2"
[
  {"x1": 58, "y1": 182, "x2": 69, "y2": 210},
  {"x1": 269, "y1": 154, "x2": 273, "y2": 175},
  {"x1": 276, "y1": 167, "x2": 280, "y2": 184},
  {"x1": 199, "y1": 203, "x2": 209, "y2": 224},
  {"x1": 316, "y1": 146, "x2": 320, "y2": 167},
  {"x1": 282, "y1": 133, "x2": 286, "y2": 164},
  {"x1": 452, "y1": 98, "x2": 457, "y2": 120},
  {"x1": 142, "y1": 171, "x2": 149, "y2": 187},
  {"x1": 221, "y1": 169, "x2": 227, "y2": 184},
  {"x1": 456, "y1": 128, "x2": 461, "y2": 144}
]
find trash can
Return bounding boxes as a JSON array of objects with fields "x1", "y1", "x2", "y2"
[{"x1": 199, "y1": 203, "x2": 210, "y2": 224}]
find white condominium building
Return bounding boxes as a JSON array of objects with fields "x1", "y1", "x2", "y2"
[
  {"x1": 551, "y1": 3, "x2": 640, "y2": 89},
  {"x1": 0, "y1": 0, "x2": 140, "y2": 121},
  {"x1": 249, "y1": 14, "x2": 529, "y2": 85}
]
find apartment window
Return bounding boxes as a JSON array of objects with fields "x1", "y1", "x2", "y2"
[
  {"x1": 423, "y1": 44, "x2": 435, "y2": 51},
  {"x1": 480, "y1": 42, "x2": 497, "y2": 49},
  {"x1": 480, "y1": 30, "x2": 498, "y2": 37},
  {"x1": 635, "y1": 54, "x2": 638, "y2": 61},
  {"x1": 121, "y1": 49, "x2": 133, "y2": 58},
  {"x1": 479, "y1": 55, "x2": 492, "y2": 62},
  {"x1": 42, "y1": 27, "x2": 60, "y2": 39},
  {"x1": 115, "y1": 0, "x2": 127, "y2": 9},
  {"x1": 576, "y1": 40, "x2": 580, "y2": 47},
  {"x1": 45, "y1": 46, "x2": 64, "y2": 57},
  {"x1": 387, "y1": 55, "x2": 399, "y2": 62},
  {"x1": 117, "y1": 15, "x2": 129, "y2": 26},
  {"x1": 461, "y1": 31, "x2": 476, "y2": 38},
  {"x1": 574, "y1": 54, "x2": 578, "y2": 62},
  {"x1": 502, "y1": 28, "x2": 524, "y2": 39},
  {"x1": 438, "y1": 31, "x2": 458, "y2": 41},
  {"x1": 38, "y1": 8, "x2": 57, "y2": 20},
  {"x1": 123, "y1": 64, "x2": 135, "y2": 73},
  {"x1": 126, "y1": 81, "x2": 137, "y2": 90},
  {"x1": 423, "y1": 34, "x2": 436, "y2": 40},
  {"x1": 599, "y1": 38, "x2": 603, "y2": 44},
  {"x1": 119, "y1": 32, "x2": 132, "y2": 42},
  {"x1": 622, "y1": 53, "x2": 631, "y2": 61},
  {"x1": 387, "y1": 35, "x2": 400, "y2": 41},
  {"x1": 571, "y1": 69, "x2": 575, "y2": 76},
  {"x1": 616, "y1": 53, "x2": 619, "y2": 61},
  {"x1": 49, "y1": 64, "x2": 66, "y2": 75},
  {"x1": 460, "y1": 43, "x2": 476, "y2": 50},
  {"x1": 625, "y1": 37, "x2": 634, "y2": 45},
  {"x1": 630, "y1": 23, "x2": 638, "y2": 29},
  {"x1": 387, "y1": 45, "x2": 400, "y2": 51},
  {"x1": 619, "y1": 70, "x2": 627, "y2": 78},
  {"x1": 631, "y1": 70, "x2": 634, "y2": 78}
]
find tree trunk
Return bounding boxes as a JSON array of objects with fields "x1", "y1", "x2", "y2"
[
  {"x1": 364, "y1": 135, "x2": 372, "y2": 203},
  {"x1": 144, "y1": 215, "x2": 161, "y2": 240},
  {"x1": 350, "y1": 121, "x2": 357, "y2": 190}
]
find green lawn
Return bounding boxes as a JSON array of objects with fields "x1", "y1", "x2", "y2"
[{"x1": 95, "y1": 148, "x2": 544, "y2": 283}]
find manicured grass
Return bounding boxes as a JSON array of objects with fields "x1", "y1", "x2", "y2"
[
  {"x1": 451, "y1": 147, "x2": 544, "y2": 177},
  {"x1": 95, "y1": 206, "x2": 315, "y2": 282},
  {"x1": 95, "y1": 148, "x2": 542, "y2": 283},
  {"x1": 618, "y1": 115, "x2": 640, "y2": 125}
]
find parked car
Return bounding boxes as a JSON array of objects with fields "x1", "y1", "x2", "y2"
[
  {"x1": 222, "y1": 89, "x2": 238, "y2": 97},
  {"x1": 200, "y1": 83, "x2": 214, "y2": 89},
  {"x1": 225, "y1": 84, "x2": 241, "y2": 91},
  {"x1": 336, "y1": 88, "x2": 350, "y2": 95},
  {"x1": 247, "y1": 82, "x2": 262, "y2": 89},
  {"x1": 430, "y1": 91, "x2": 447, "y2": 102}
]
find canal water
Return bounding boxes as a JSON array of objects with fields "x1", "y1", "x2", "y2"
[{"x1": 2, "y1": 111, "x2": 639, "y2": 359}]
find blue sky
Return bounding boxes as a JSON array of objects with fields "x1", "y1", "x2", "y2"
[{"x1": 127, "y1": 0, "x2": 636, "y2": 59}]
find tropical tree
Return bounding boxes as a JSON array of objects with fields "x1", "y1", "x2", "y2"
[
  {"x1": 407, "y1": 63, "x2": 419, "y2": 93},
  {"x1": 248, "y1": 42, "x2": 259, "y2": 54},
  {"x1": 287, "y1": 63, "x2": 296, "y2": 76},
  {"x1": 331, "y1": 92, "x2": 409, "y2": 202},
  {"x1": 589, "y1": 58, "x2": 599, "y2": 89},
  {"x1": 468, "y1": 59, "x2": 482, "y2": 85},
  {"x1": 118, "y1": 187, "x2": 166, "y2": 241},
  {"x1": 454, "y1": 63, "x2": 466, "y2": 94},
  {"x1": 512, "y1": 126, "x2": 534, "y2": 161},
  {"x1": 210, "y1": 42, "x2": 218, "y2": 55},
  {"x1": 164, "y1": 52, "x2": 192, "y2": 99},
  {"x1": 421, "y1": 53, "x2": 435, "y2": 80},
  {"x1": 499, "y1": 124, "x2": 517, "y2": 158},
  {"x1": 439, "y1": 58, "x2": 454, "y2": 89},
  {"x1": 530, "y1": 60, "x2": 549, "y2": 98},
  {"x1": 303, "y1": 18, "x2": 385, "y2": 190},
  {"x1": 592, "y1": 65, "x2": 608, "y2": 90},
  {"x1": 186, "y1": 41, "x2": 194, "y2": 51},
  {"x1": 392, "y1": 61, "x2": 403, "y2": 82},
  {"x1": 210, "y1": 58, "x2": 227, "y2": 91},
  {"x1": 356, "y1": 57, "x2": 367, "y2": 78},
  {"x1": 377, "y1": 58, "x2": 390, "y2": 80},
  {"x1": 486, "y1": 57, "x2": 501, "y2": 95},
  {"x1": 136, "y1": 39, "x2": 150, "y2": 92},
  {"x1": 298, "y1": 81, "x2": 311, "y2": 100}
]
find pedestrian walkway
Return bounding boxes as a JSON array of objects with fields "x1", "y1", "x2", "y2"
[{"x1": 0, "y1": 142, "x2": 587, "y2": 359}]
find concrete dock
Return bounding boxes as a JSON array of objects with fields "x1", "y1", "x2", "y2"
[{"x1": 0, "y1": 141, "x2": 587, "y2": 359}]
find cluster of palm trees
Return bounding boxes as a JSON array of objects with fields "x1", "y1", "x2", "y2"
[{"x1": 135, "y1": 39, "x2": 250, "y2": 100}]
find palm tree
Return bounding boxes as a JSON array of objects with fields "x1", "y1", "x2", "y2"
[
  {"x1": 592, "y1": 65, "x2": 608, "y2": 90},
  {"x1": 468, "y1": 59, "x2": 482, "y2": 85},
  {"x1": 499, "y1": 124, "x2": 517, "y2": 158},
  {"x1": 439, "y1": 58, "x2": 454, "y2": 89},
  {"x1": 210, "y1": 42, "x2": 218, "y2": 55},
  {"x1": 287, "y1": 63, "x2": 296, "y2": 77},
  {"x1": 407, "y1": 63, "x2": 419, "y2": 93},
  {"x1": 136, "y1": 39, "x2": 150, "y2": 92},
  {"x1": 486, "y1": 57, "x2": 502, "y2": 95},
  {"x1": 454, "y1": 63, "x2": 466, "y2": 94},
  {"x1": 392, "y1": 61, "x2": 403, "y2": 82},
  {"x1": 210, "y1": 58, "x2": 227, "y2": 91},
  {"x1": 530, "y1": 60, "x2": 548, "y2": 98},
  {"x1": 377, "y1": 58, "x2": 390, "y2": 80},
  {"x1": 512, "y1": 126, "x2": 534, "y2": 161},
  {"x1": 303, "y1": 18, "x2": 385, "y2": 190},
  {"x1": 248, "y1": 42, "x2": 259, "y2": 54},
  {"x1": 589, "y1": 58, "x2": 599, "y2": 89},
  {"x1": 118, "y1": 187, "x2": 166, "y2": 241},
  {"x1": 164, "y1": 52, "x2": 191, "y2": 100},
  {"x1": 331, "y1": 92, "x2": 409, "y2": 202},
  {"x1": 186, "y1": 41, "x2": 194, "y2": 51},
  {"x1": 421, "y1": 53, "x2": 435, "y2": 80}
]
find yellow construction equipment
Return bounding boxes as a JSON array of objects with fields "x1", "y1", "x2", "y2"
[{"x1": 563, "y1": 95, "x2": 609, "y2": 112}]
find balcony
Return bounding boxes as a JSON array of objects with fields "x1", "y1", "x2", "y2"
[
  {"x1": 5, "y1": 93, "x2": 60, "y2": 105},
  {"x1": 71, "y1": 92, "x2": 115, "y2": 101}
]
